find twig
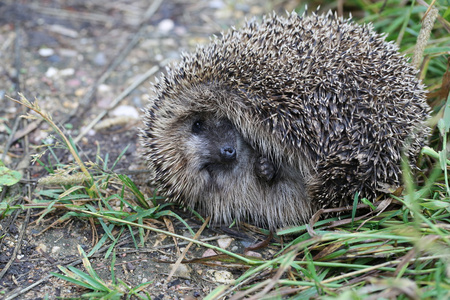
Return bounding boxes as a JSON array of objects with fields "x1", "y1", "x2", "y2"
[
  {"x1": 141, "y1": 0, "x2": 165, "y2": 26},
  {"x1": 28, "y1": 4, "x2": 112, "y2": 24},
  {"x1": 167, "y1": 217, "x2": 211, "y2": 281}
]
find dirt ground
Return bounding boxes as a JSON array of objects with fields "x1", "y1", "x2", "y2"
[{"x1": 0, "y1": 0, "x2": 305, "y2": 299}]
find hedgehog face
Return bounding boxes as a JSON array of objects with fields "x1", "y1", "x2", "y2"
[
  {"x1": 144, "y1": 108, "x2": 313, "y2": 230},
  {"x1": 182, "y1": 116, "x2": 256, "y2": 184}
]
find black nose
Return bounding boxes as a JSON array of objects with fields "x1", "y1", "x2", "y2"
[{"x1": 220, "y1": 146, "x2": 236, "y2": 161}]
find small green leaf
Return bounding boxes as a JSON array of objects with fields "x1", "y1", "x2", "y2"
[
  {"x1": 420, "y1": 200, "x2": 450, "y2": 210},
  {"x1": 360, "y1": 197, "x2": 376, "y2": 210},
  {"x1": 0, "y1": 165, "x2": 22, "y2": 192},
  {"x1": 439, "y1": 150, "x2": 447, "y2": 171}
]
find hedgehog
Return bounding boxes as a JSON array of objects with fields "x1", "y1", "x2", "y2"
[{"x1": 141, "y1": 11, "x2": 430, "y2": 231}]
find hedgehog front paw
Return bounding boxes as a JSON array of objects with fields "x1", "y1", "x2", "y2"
[{"x1": 255, "y1": 156, "x2": 276, "y2": 182}]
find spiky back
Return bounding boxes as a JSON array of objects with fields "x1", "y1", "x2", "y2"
[{"x1": 142, "y1": 11, "x2": 429, "y2": 208}]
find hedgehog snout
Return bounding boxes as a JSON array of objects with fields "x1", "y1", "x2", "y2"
[
  {"x1": 206, "y1": 140, "x2": 238, "y2": 166},
  {"x1": 201, "y1": 142, "x2": 238, "y2": 176},
  {"x1": 220, "y1": 145, "x2": 237, "y2": 162}
]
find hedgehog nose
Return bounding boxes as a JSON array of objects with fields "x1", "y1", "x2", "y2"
[{"x1": 220, "y1": 146, "x2": 236, "y2": 161}]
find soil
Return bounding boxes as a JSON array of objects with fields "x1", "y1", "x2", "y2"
[{"x1": 0, "y1": 0, "x2": 301, "y2": 299}]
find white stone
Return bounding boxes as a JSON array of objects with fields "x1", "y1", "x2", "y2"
[
  {"x1": 217, "y1": 237, "x2": 233, "y2": 249},
  {"x1": 158, "y1": 19, "x2": 175, "y2": 33},
  {"x1": 39, "y1": 48, "x2": 54, "y2": 57},
  {"x1": 45, "y1": 67, "x2": 58, "y2": 78},
  {"x1": 111, "y1": 105, "x2": 139, "y2": 118}
]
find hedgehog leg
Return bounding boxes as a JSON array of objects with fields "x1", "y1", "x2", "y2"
[{"x1": 255, "y1": 156, "x2": 277, "y2": 182}]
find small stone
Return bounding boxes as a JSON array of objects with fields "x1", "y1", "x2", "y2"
[
  {"x1": 59, "y1": 68, "x2": 75, "y2": 77},
  {"x1": 66, "y1": 79, "x2": 81, "y2": 88},
  {"x1": 209, "y1": 0, "x2": 224, "y2": 8},
  {"x1": 93, "y1": 52, "x2": 107, "y2": 66},
  {"x1": 127, "y1": 262, "x2": 136, "y2": 271},
  {"x1": 51, "y1": 246, "x2": 61, "y2": 255},
  {"x1": 36, "y1": 244, "x2": 47, "y2": 253},
  {"x1": 39, "y1": 48, "x2": 54, "y2": 57},
  {"x1": 97, "y1": 84, "x2": 112, "y2": 93},
  {"x1": 158, "y1": 19, "x2": 175, "y2": 33},
  {"x1": 167, "y1": 278, "x2": 181, "y2": 288},
  {"x1": 47, "y1": 24, "x2": 79, "y2": 38},
  {"x1": 111, "y1": 105, "x2": 139, "y2": 118},
  {"x1": 217, "y1": 237, "x2": 233, "y2": 249},
  {"x1": 202, "y1": 249, "x2": 217, "y2": 257},
  {"x1": 244, "y1": 250, "x2": 262, "y2": 258},
  {"x1": 74, "y1": 88, "x2": 85, "y2": 97},
  {"x1": 206, "y1": 270, "x2": 234, "y2": 284},
  {"x1": 45, "y1": 67, "x2": 58, "y2": 78},
  {"x1": 169, "y1": 264, "x2": 191, "y2": 279},
  {"x1": 60, "y1": 49, "x2": 78, "y2": 57}
]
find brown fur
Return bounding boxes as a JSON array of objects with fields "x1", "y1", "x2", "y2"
[{"x1": 141, "y1": 12, "x2": 430, "y2": 230}]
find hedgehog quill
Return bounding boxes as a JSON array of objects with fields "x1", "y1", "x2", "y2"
[{"x1": 141, "y1": 11, "x2": 430, "y2": 231}]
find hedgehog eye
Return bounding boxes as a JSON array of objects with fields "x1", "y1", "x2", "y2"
[{"x1": 192, "y1": 120, "x2": 204, "y2": 134}]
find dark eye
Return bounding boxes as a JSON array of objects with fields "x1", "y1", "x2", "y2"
[{"x1": 192, "y1": 120, "x2": 204, "y2": 134}]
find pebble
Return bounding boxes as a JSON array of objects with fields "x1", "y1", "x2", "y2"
[
  {"x1": 97, "y1": 84, "x2": 111, "y2": 93},
  {"x1": 244, "y1": 250, "x2": 262, "y2": 258},
  {"x1": 45, "y1": 67, "x2": 58, "y2": 78},
  {"x1": 36, "y1": 243, "x2": 47, "y2": 253},
  {"x1": 209, "y1": 0, "x2": 225, "y2": 9},
  {"x1": 111, "y1": 105, "x2": 139, "y2": 118},
  {"x1": 158, "y1": 19, "x2": 175, "y2": 33},
  {"x1": 59, "y1": 48, "x2": 78, "y2": 57},
  {"x1": 127, "y1": 262, "x2": 136, "y2": 271},
  {"x1": 47, "y1": 24, "x2": 79, "y2": 38},
  {"x1": 202, "y1": 249, "x2": 217, "y2": 257},
  {"x1": 217, "y1": 237, "x2": 233, "y2": 249},
  {"x1": 93, "y1": 52, "x2": 107, "y2": 66},
  {"x1": 59, "y1": 68, "x2": 75, "y2": 76},
  {"x1": 170, "y1": 264, "x2": 191, "y2": 279},
  {"x1": 39, "y1": 48, "x2": 54, "y2": 57},
  {"x1": 87, "y1": 129, "x2": 96, "y2": 136},
  {"x1": 206, "y1": 270, "x2": 234, "y2": 284},
  {"x1": 66, "y1": 78, "x2": 81, "y2": 88},
  {"x1": 45, "y1": 67, "x2": 74, "y2": 77}
]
